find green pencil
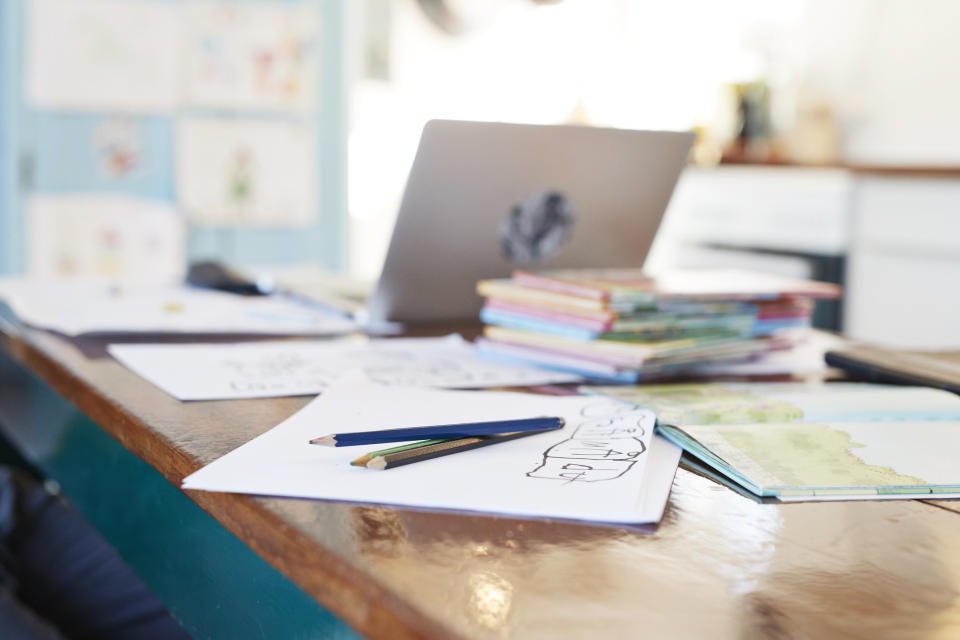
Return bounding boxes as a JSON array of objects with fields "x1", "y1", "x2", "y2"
[{"x1": 363, "y1": 429, "x2": 551, "y2": 470}]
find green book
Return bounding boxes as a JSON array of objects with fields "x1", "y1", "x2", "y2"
[{"x1": 583, "y1": 382, "x2": 960, "y2": 501}]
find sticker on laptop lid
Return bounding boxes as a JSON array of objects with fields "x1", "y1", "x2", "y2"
[{"x1": 498, "y1": 190, "x2": 575, "y2": 264}]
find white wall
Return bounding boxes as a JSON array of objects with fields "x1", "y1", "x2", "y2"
[
  {"x1": 347, "y1": 0, "x2": 960, "y2": 281},
  {"x1": 799, "y1": 0, "x2": 960, "y2": 164}
]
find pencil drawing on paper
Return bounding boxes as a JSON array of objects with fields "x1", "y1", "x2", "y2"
[
  {"x1": 217, "y1": 343, "x2": 565, "y2": 395},
  {"x1": 526, "y1": 400, "x2": 650, "y2": 483},
  {"x1": 224, "y1": 352, "x2": 333, "y2": 394}
]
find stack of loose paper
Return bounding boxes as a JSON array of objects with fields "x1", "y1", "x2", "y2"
[
  {"x1": 182, "y1": 374, "x2": 681, "y2": 524},
  {"x1": 475, "y1": 268, "x2": 841, "y2": 383},
  {"x1": 585, "y1": 381, "x2": 960, "y2": 501},
  {"x1": 0, "y1": 277, "x2": 357, "y2": 336},
  {"x1": 110, "y1": 334, "x2": 581, "y2": 400}
]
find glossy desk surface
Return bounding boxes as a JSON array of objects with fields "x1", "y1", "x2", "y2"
[{"x1": 2, "y1": 317, "x2": 959, "y2": 640}]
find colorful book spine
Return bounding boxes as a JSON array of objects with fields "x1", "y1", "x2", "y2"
[
  {"x1": 477, "y1": 279, "x2": 612, "y2": 312},
  {"x1": 483, "y1": 326, "x2": 663, "y2": 362},
  {"x1": 482, "y1": 307, "x2": 758, "y2": 343},
  {"x1": 510, "y1": 270, "x2": 611, "y2": 300},
  {"x1": 511, "y1": 270, "x2": 658, "y2": 305},
  {"x1": 611, "y1": 313, "x2": 756, "y2": 334},
  {"x1": 483, "y1": 300, "x2": 612, "y2": 332},
  {"x1": 481, "y1": 333, "x2": 653, "y2": 368},
  {"x1": 475, "y1": 339, "x2": 640, "y2": 384},
  {"x1": 480, "y1": 308, "x2": 602, "y2": 341},
  {"x1": 656, "y1": 301, "x2": 756, "y2": 315},
  {"x1": 751, "y1": 317, "x2": 811, "y2": 336}
]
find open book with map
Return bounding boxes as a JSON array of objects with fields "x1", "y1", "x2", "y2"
[{"x1": 582, "y1": 382, "x2": 960, "y2": 501}]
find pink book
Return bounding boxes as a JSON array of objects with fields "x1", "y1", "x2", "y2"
[
  {"x1": 513, "y1": 268, "x2": 842, "y2": 302},
  {"x1": 511, "y1": 269, "x2": 655, "y2": 303},
  {"x1": 475, "y1": 338, "x2": 631, "y2": 375},
  {"x1": 483, "y1": 300, "x2": 613, "y2": 332}
]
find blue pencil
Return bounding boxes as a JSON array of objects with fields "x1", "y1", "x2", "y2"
[{"x1": 309, "y1": 416, "x2": 565, "y2": 447}]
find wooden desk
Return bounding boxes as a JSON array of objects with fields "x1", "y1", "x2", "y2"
[{"x1": 2, "y1": 312, "x2": 960, "y2": 639}]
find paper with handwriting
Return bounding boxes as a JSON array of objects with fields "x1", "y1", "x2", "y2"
[
  {"x1": 109, "y1": 335, "x2": 581, "y2": 401},
  {"x1": 182, "y1": 373, "x2": 678, "y2": 524}
]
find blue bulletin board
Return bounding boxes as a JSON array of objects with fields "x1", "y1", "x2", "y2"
[
  {"x1": 0, "y1": 0, "x2": 348, "y2": 276},
  {"x1": 0, "y1": 0, "x2": 25, "y2": 274}
]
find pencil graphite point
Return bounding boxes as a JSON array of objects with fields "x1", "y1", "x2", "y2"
[
  {"x1": 309, "y1": 435, "x2": 336, "y2": 446},
  {"x1": 350, "y1": 454, "x2": 373, "y2": 467}
]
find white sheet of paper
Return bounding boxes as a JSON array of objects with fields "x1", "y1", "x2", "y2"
[
  {"x1": 0, "y1": 278, "x2": 356, "y2": 336},
  {"x1": 27, "y1": 195, "x2": 185, "y2": 280},
  {"x1": 183, "y1": 3, "x2": 318, "y2": 111},
  {"x1": 26, "y1": 0, "x2": 180, "y2": 112},
  {"x1": 108, "y1": 335, "x2": 582, "y2": 400},
  {"x1": 183, "y1": 375, "x2": 678, "y2": 524},
  {"x1": 177, "y1": 117, "x2": 317, "y2": 226}
]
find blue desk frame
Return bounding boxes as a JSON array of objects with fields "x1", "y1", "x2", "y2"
[{"x1": 0, "y1": 348, "x2": 359, "y2": 639}]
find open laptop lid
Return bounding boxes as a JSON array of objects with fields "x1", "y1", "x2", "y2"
[{"x1": 365, "y1": 120, "x2": 694, "y2": 324}]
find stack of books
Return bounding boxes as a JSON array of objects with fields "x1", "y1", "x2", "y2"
[{"x1": 475, "y1": 268, "x2": 842, "y2": 383}]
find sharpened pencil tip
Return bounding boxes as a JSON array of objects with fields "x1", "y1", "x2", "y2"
[
  {"x1": 309, "y1": 435, "x2": 336, "y2": 446},
  {"x1": 350, "y1": 454, "x2": 372, "y2": 467}
]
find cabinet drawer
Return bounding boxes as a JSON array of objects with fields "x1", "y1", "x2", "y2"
[
  {"x1": 846, "y1": 251, "x2": 960, "y2": 348},
  {"x1": 856, "y1": 177, "x2": 960, "y2": 254},
  {"x1": 668, "y1": 167, "x2": 852, "y2": 254}
]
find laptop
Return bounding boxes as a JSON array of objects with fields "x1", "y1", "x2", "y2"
[{"x1": 367, "y1": 120, "x2": 695, "y2": 324}]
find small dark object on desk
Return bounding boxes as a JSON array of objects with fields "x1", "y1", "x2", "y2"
[
  {"x1": 186, "y1": 260, "x2": 270, "y2": 296},
  {"x1": 826, "y1": 344, "x2": 960, "y2": 395}
]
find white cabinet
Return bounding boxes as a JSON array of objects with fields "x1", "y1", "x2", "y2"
[
  {"x1": 846, "y1": 177, "x2": 960, "y2": 348},
  {"x1": 648, "y1": 166, "x2": 851, "y2": 331},
  {"x1": 659, "y1": 166, "x2": 852, "y2": 254},
  {"x1": 649, "y1": 166, "x2": 960, "y2": 348}
]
